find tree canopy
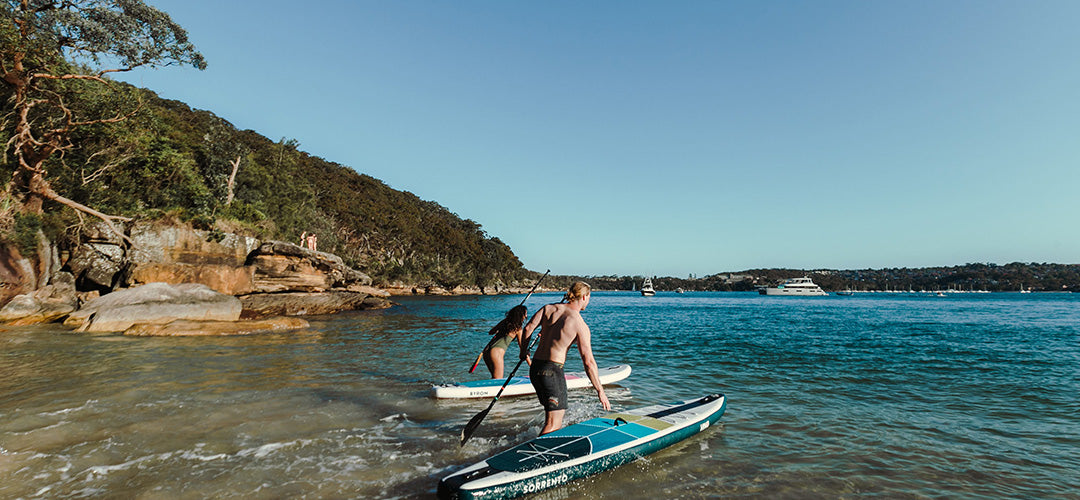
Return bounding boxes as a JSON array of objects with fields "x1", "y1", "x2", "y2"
[{"x1": 1, "y1": 0, "x2": 204, "y2": 235}]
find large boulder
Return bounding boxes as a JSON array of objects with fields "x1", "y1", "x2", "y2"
[
  {"x1": 248, "y1": 241, "x2": 371, "y2": 293},
  {"x1": 0, "y1": 272, "x2": 78, "y2": 325},
  {"x1": 124, "y1": 316, "x2": 309, "y2": 336},
  {"x1": 64, "y1": 221, "x2": 127, "y2": 292},
  {"x1": 63, "y1": 282, "x2": 242, "y2": 333},
  {"x1": 66, "y1": 242, "x2": 124, "y2": 291},
  {"x1": 126, "y1": 222, "x2": 259, "y2": 295},
  {"x1": 240, "y1": 290, "x2": 391, "y2": 318}
]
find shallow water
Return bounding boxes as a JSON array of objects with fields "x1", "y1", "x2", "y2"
[{"x1": 1, "y1": 291, "x2": 1078, "y2": 499}]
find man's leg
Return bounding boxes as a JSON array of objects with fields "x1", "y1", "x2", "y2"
[{"x1": 539, "y1": 409, "x2": 565, "y2": 435}]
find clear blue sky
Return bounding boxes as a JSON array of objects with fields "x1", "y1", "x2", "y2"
[{"x1": 121, "y1": 1, "x2": 1080, "y2": 277}]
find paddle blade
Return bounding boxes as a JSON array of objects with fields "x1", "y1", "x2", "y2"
[{"x1": 460, "y1": 405, "x2": 492, "y2": 446}]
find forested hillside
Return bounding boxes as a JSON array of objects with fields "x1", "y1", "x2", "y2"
[{"x1": 1, "y1": 82, "x2": 528, "y2": 289}]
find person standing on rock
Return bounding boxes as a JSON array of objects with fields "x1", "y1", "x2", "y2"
[
  {"x1": 301, "y1": 231, "x2": 317, "y2": 252},
  {"x1": 519, "y1": 281, "x2": 610, "y2": 435}
]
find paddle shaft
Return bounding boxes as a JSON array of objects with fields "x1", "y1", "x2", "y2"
[{"x1": 468, "y1": 270, "x2": 550, "y2": 373}]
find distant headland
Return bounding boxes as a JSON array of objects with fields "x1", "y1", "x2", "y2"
[{"x1": 546, "y1": 263, "x2": 1080, "y2": 293}]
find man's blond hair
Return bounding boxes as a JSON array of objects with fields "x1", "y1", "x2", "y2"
[{"x1": 564, "y1": 281, "x2": 591, "y2": 303}]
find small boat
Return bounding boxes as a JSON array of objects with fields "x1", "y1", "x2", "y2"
[
  {"x1": 675, "y1": 287, "x2": 685, "y2": 294},
  {"x1": 438, "y1": 393, "x2": 727, "y2": 499},
  {"x1": 835, "y1": 289, "x2": 854, "y2": 296},
  {"x1": 640, "y1": 277, "x2": 656, "y2": 296},
  {"x1": 759, "y1": 276, "x2": 827, "y2": 296}
]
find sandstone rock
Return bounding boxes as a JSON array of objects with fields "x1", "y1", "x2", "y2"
[
  {"x1": 248, "y1": 254, "x2": 331, "y2": 292},
  {"x1": 0, "y1": 273, "x2": 78, "y2": 325},
  {"x1": 239, "y1": 290, "x2": 391, "y2": 318},
  {"x1": 67, "y1": 242, "x2": 124, "y2": 291},
  {"x1": 124, "y1": 316, "x2": 309, "y2": 336},
  {"x1": 248, "y1": 241, "x2": 372, "y2": 293},
  {"x1": 345, "y1": 283, "x2": 392, "y2": 297},
  {"x1": 64, "y1": 282, "x2": 242, "y2": 333},
  {"x1": 126, "y1": 222, "x2": 259, "y2": 294},
  {"x1": 130, "y1": 263, "x2": 255, "y2": 296}
]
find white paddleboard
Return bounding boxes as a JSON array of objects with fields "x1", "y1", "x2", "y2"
[{"x1": 432, "y1": 364, "x2": 632, "y2": 399}]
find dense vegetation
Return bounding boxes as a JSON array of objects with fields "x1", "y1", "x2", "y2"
[
  {"x1": 18, "y1": 84, "x2": 527, "y2": 287},
  {"x1": 1, "y1": 75, "x2": 528, "y2": 289}
]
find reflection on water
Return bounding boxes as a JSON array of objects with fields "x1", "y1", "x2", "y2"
[{"x1": 2, "y1": 292, "x2": 1079, "y2": 498}]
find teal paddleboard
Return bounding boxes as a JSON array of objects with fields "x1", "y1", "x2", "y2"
[{"x1": 438, "y1": 393, "x2": 726, "y2": 499}]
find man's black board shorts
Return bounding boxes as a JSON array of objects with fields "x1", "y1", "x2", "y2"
[{"x1": 530, "y1": 359, "x2": 568, "y2": 411}]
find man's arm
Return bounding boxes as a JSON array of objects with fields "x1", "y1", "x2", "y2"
[
  {"x1": 520, "y1": 307, "x2": 543, "y2": 360},
  {"x1": 576, "y1": 323, "x2": 611, "y2": 411}
]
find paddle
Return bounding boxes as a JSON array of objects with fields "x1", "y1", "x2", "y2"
[
  {"x1": 460, "y1": 328, "x2": 543, "y2": 446},
  {"x1": 460, "y1": 269, "x2": 552, "y2": 447},
  {"x1": 468, "y1": 270, "x2": 551, "y2": 373}
]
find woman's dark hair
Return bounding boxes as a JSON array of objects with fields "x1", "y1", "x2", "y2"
[{"x1": 489, "y1": 305, "x2": 528, "y2": 337}]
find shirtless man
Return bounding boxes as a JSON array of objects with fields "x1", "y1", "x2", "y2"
[{"x1": 519, "y1": 281, "x2": 611, "y2": 435}]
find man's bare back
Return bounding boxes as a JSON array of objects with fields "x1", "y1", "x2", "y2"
[{"x1": 528, "y1": 302, "x2": 588, "y2": 364}]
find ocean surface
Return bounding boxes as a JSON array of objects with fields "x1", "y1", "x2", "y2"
[{"x1": 1, "y1": 291, "x2": 1078, "y2": 499}]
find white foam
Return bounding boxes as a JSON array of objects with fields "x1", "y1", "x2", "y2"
[
  {"x1": 42, "y1": 400, "x2": 98, "y2": 416},
  {"x1": 178, "y1": 449, "x2": 229, "y2": 462},
  {"x1": 237, "y1": 439, "x2": 313, "y2": 459}
]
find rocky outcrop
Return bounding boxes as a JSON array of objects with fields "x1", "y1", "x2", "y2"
[
  {"x1": 1, "y1": 221, "x2": 393, "y2": 329},
  {"x1": 126, "y1": 222, "x2": 258, "y2": 295},
  {"x1": 124, "y1": 316, "x2": 309, "y2": 336},
  {"x1": 247, "y1": 241, "x2": 372, "y2": 293},
  {"x1": 0, "y1": 272, "x2": 78, "y2": 326},
  {"x1": 239, "y1": 290, "x2": 391, "y2": 318},
  {"x1": 63, "y1": 282, "x2": 242, "y2": 333}
]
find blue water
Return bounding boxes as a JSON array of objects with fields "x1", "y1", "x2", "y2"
[{"x1": 1, "y1": 291, "x2": 1078, "y2": 498}]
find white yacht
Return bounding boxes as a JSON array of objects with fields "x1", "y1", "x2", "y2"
[
  {"x1": 760, "y1": 276, "x2": 827, "y2": 296},
  {"x1": 640, "y1": 277, "x2": 656, "y2": 296}
]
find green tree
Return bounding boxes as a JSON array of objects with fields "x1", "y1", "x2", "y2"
[{"x1": 1, "y1": 0, "x2": 204, "y2": 238}]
